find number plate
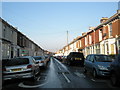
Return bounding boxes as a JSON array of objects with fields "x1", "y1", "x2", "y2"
[
  {"x1": 75, "y1": 58, "x2": 81, "y2": 60},
  {"x1": 12, "y1": 68, "x2": 21, "y2": 72}
]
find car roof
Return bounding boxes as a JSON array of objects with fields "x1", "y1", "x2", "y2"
[
  {"x1": 18, "y1": 56, "x2": 32, "y2": 58},
  {"x1": 88, "y1": 54, "x2": 108, "y2": 56},
  {"x1": 33, "y1": 56, "x2": 44, "y2": 57},
  {"x1": 70, "y1": 52, "x2": 83, "y2": 54}
]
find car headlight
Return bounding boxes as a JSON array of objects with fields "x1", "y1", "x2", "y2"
[{"x1": 98, "y1": 65, "x2": 108, "y2": 70}]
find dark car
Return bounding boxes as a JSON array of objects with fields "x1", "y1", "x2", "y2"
[
  {"x1": 110, "y1": 54, "x2": 120, "y2": 86},
  {"x1": 84, "y1": 54, "x2": 112, "y2": 78},
  {"x1": 66, "y1": 52, "x2": 85, "y2": 66},
  {"x1": 55, "y1": 56, "x2": 63, "y2": 62}
]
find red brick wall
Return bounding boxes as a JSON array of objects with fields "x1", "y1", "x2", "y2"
[
  {"x1": 112, "y1": 20, "x2": 119, "y2": 37},
  {"x1": 118, "y1": 20, "x2": 120, "y2": 35},
  {"x1": 81, "y1": 37, "x2": 85, "y2": 49},
  {"x1": 95, "y1": 29, "x2": 99, "y2": 44}
]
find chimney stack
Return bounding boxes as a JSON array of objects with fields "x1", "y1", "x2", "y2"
[
  {"x1": 117, "y1": 9, "x2": 120, "y2": 14},
  {"x1": 89, "y1": 27, "x2": 95, "y2": 30},
  {"x1": 82, "y1": 32, "x2": 86, "y2": 36},
  {"x1": 100, "y1": 17, "x2": 108, "y2": 23}
]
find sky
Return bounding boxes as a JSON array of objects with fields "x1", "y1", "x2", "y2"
[{"x1": 1, "y1": 1, "x2": 119, "y2": 52}]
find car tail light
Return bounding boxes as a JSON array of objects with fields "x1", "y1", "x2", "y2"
[
  {"x1": 41, "y1": 61, "x2": 44, "y2": 63},
  {"x1": 27, "y1": 65, "x2": 32, "y2": 68}
]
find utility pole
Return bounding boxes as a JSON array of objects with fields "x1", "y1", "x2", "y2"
[{"x1": 118, "y1": 1, "x2": 120, "y2": 10}]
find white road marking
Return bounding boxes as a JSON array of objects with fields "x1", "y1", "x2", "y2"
[
  {"x1": 91, "y1": 79, "x2": 96, "y2": 82},
  {"x1": 91, "y1": 78, "x2": 108, "y2": 83},
  {"x1": 74, "y1": 72, "x2": 86, "y2": 78},
  {"x1": 54, "y1": 58, "x2": 70, "y2": 72},
  {"x1": 57, "y1": 65, "x2": 62, "y2": 70},
  {"x1": 37, "y1": 76, "x2": 41, "y2": 81},
  {"x1": 18, "y1": 81, "x2": 48, "y2": 88},
  {"x1": 62, "y1": 72, "x2": 71, "y2": 83}
]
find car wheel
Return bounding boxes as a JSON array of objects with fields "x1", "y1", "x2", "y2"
[
  {"x1": 31, "y1": 72, "x2": 36, "y2": 81},
  {"x1": 2, "y1": 79, "x2": 5, "y2": 86},
  {"x1": 93, "y1": 69, "x2": 98, "y2": 78},
  {"x1": 111, "y1": 73, "x2": 119, "y2": 86},
  {"x1": 67, "y1": 61, "x2": 71, "y2": 66},
  {"x1": 84, "y1": 67, "x2": 87, "y2": 73}
]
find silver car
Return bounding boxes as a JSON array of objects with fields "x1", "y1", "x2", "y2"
[
  {"x1": 2, "y1": 56, "x2": 40, "y2": 81},
  {"x1": 33, "y1": 56, "x2": 48, "y2": 68},
  {"x1": 84, "y1": 54, "x2": 112, "y2": 78}
]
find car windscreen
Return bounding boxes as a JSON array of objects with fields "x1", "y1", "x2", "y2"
[
  {"x1": 95, "y1": 55, "x2": 112, "y2": 62},
  {"x1": 5, "y1": 58, "x2": 29, "y2": 66}
]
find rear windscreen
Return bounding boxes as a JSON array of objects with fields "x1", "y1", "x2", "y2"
[
  {"x1": 5, "y1": 58, "x2": 29, "y2": 66},
  {"x1": 33, "y1": 57, "x2": 42, "y2": 60},
  {"x1": 72, "y1": 53, "x2": 84, "y2": 57}
]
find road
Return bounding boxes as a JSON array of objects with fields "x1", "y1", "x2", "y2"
[{"x1": 2, "y1": 57, "x2": 120, "y2": 89}]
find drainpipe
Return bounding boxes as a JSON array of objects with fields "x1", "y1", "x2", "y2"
[
  {"x1": 0, "y1": 18, "x2": 2, "y2": 89},
  {"x1": 94, "y1": 30, "x2": 96, "y2": 54}
]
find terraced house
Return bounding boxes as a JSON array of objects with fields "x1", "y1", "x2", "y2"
[
  {"x1": 0, "y1": 18, "x2": 45, "y2": 59},
  {"x1": 57, "y1": 10, "x2": 120, "y2": 57}
]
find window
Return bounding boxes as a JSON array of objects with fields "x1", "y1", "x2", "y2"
[
  {"x1": 86, "y1": 55, "x2": 90, "y2": 60},
  {"x1": 85, "y1": 37, "x2": 87, "y2": 46},
  {"x1": 3, "y1": 29, "x2": 5, "y2": 38},
  {"x1": 5, "y1": 58, "x2": 29, "y2": 66},
  {"x1": 99, "y1": 29, "x2": 102, "y2": 41},
  {"x1": 109, "y1": 23, "x2": 112, "y2": 37},
  {"x1": 80, "y1": 40, "x2": 81, "y2": 47},
  {"x1": 95, "y1": 44, "x2": 100, "y2": 54},
  {"x1": 118, "y1": 40, "x2": 120, "y2": 50},
  {"x1": 95, "y1": 55, "x2": 112, "y2": 62},
  {"x1": 89, "y1": 35, "x2": 92, "y2": 44},
  {"x1": 111, "y1": 44, "x2": 114, "y2": 54},
  {"x1": 34, "y1": 56, "x2": 42, "y2": 60},
  {"x1": 90, "y1": 55, "x2": 94, "y2": 62}
]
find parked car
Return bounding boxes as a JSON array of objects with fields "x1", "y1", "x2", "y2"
[
  {"x1": 2, "y1": 59, "x2": 9, "y2": 85},
  {"x1": 84, "y1": 54, "x2": 112, "y2": 78},
  {"x1": 44, "y1": 55, "x2": 50, "y2": 62},
  {"x1": 2, "y1": 56, "x2": 40, "y2": 81},
  {"x1": 110, "y1": 54, "x2": 120, "y2": 86},
  {"x1": 66, "y1": 52, "x2": 85, "y2": 66},
  {"x1": 33, "y1": 56, "x2": 48, "y2": 68},
  {"x1": 62, "y1": 56, "x2": 67, "y2": 63},
  {"x1": 55, "y1": 56, "x2": 63, "y2": 62}
]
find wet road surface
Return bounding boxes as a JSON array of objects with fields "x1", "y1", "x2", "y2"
[{"x1": 2, "y1": 57, "x2": 120, "y2": 89}]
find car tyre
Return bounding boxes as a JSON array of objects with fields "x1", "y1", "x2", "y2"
[
  {"x1": 111, "y1": 72, "x2": 119, "y2": 86},
  {"x1": 67, "y1": 61, "x2": 71, "y2": 66},
  {"x1": 84, "y1": 67, "x2": 87, "y2": 73},
  {"x1": 31, "y1": 72, "x2": 36, "y2": 81},
  {"x1": 93, "y1": 69, "x2": 98, "y2": 78}
]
